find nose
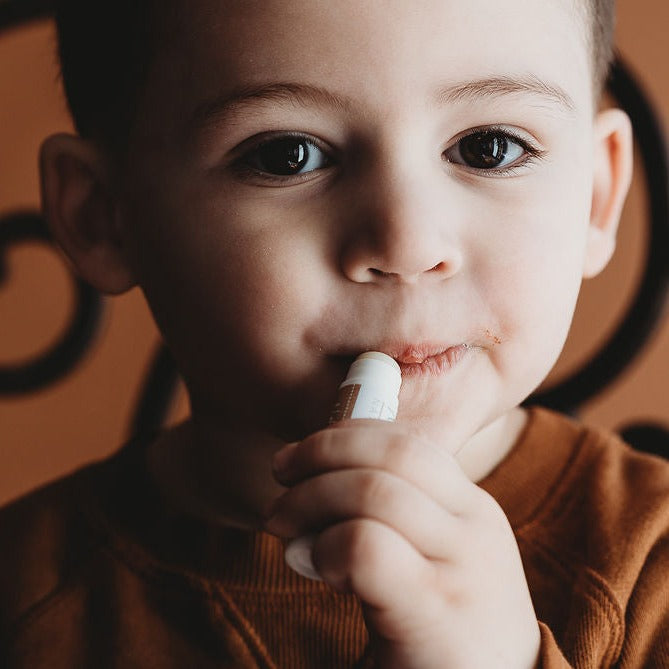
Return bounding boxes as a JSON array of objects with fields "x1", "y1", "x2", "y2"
[{"x1": 341, "y1": 167, "x2": 464, "y2": 285}]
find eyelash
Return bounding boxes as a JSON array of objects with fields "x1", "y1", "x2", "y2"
[
  {"x1": 230, "y1": 132, "x2": 333, "y2": 185},
  {"x1": 446, "y1": 125, "x2": 547, "y2": 177},
  {"x1": 230, "y1": 126, "x2": 546, "y2": 184}
]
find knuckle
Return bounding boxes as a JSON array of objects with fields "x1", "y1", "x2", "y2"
[
  {"x1": 356, "y1": 470, "x2": 395, "y2": 511},
  {"x1": 300, "y1": 428, "x2": 337, "y2": 465},
  {"x1": 383, "y1": 435, "x2": 417, "y2": 473},
  {"x1": 309, "y1": 429, "x2": 335, "y2": 462},
  {"x1": 383, "y1": 432, "x2": 446, "y2": 481}
]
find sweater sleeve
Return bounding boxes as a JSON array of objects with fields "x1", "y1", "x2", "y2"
[
  {"x1": 532, "y1": 519, "x2": 669, "y2": 668},
  {"x1": 616, "y1": 535, "x2": 669, "y2": 667}
]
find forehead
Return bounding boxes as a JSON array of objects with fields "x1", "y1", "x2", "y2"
[{"x1": 143, "y1": 0, "x2": 592, "y2": 138}]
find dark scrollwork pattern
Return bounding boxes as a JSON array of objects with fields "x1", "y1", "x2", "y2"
[
  {"x1": 0, "y1": 0, "x2": 180, "y2": 436},
  {"x1": 528, "y1": 57, "x2": 669, "y2": 418},
  {"x1": 0, "y1": 211, "x2": 104, "y2": 394}
]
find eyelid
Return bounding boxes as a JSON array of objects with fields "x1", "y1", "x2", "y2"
[
  {"x1": 445, "y1": 124, "x2": 547, "y2": 176},
  {"x1": 229, "y1": 130, "x2": 336, "y2": 184},
  {"x1": 447, "y1": 124, "x2": 543, "y2": 150},
  {"x1": 230, "y1": 130, "x2": 334, "y2": 162}
]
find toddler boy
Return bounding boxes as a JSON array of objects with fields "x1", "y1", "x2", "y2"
[{"x1": 2, "y1": 0, "x2": 668, "y2": 667}]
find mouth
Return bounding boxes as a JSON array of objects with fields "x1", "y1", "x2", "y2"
[
  {"x1": 332, "y1": 342, "x2": 473, "y2": 379},
  {"x1": 385, "y1": 343, "x2": 471, "y2": 377}
]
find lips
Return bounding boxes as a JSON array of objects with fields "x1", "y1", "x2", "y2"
[
  {"x1": 326, "y1": 336, "x2": 477, "y2": 381},
  {"x1": 329, "y1": 342, "x2": 472, "y2": 378},
  {"x1": 387, "y1": 344, "x2": 471, "y2": 377}
]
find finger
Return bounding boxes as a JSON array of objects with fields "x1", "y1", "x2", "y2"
[
  {"x1": 311, "y1": 519, "x2": 439, "y2": 618},
  {"x1": 265, "y1": 468, "x2": 460, "y2": 559},
  {"x1": 272, "y1": 422, "x2": 475, "y2": 513}
]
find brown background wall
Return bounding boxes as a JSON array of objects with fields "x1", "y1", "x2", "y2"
[{"x1": 1, "y1": 3, "x2": 668, "y2": 506}]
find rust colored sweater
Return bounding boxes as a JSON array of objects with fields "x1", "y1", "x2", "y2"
[{"x1": 1, "y1": 407, "x2": 669, "y2": 668}]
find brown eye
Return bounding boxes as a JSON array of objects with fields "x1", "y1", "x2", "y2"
[
  {"x1": 242, "y1": 136, "x2": 330, "y2": 176},
  {"x1": 446, "y1": 130, "x2": 526, "y2": 170}
]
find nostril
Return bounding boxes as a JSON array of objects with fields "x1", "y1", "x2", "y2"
[{"x1": 345, "y1": 254, "x2": 461, "y2": 284}]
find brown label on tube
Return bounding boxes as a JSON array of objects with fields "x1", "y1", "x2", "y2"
[{"x1": 329, "y1": 384, "x2": 361, "y2": 424}]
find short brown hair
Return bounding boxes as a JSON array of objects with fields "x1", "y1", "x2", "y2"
[
  {"x1": 54, "y1": 0, "x2": 617, "y2": 154},
  {"x1": 582, "y1": 0, "x2": 617, "y2": 95}
]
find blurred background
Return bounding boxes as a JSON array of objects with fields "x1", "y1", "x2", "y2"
[{"x1": 1, "y1": 3, "x2": 668, "y2": 505}]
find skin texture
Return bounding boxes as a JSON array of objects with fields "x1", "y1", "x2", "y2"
[{"x1": 39, "y1": 0, "x2": 632, "y2": 666}]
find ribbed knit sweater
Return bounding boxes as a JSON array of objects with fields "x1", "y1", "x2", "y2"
[{"x1": 1, "y1": 407, "x2": 668, "y2": 667}]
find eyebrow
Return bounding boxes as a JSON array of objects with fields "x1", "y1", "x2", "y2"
[
  {"x1": 190, "y1": 74, "x2": 576, "y2": 131},
  {"x1": 437, "y1": 75, "x2": 576, "y2": 113},
  {"x1": 190, "y1": 82, "x2": 352, "y2": 131}
]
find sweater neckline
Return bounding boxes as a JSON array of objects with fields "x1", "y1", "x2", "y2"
[
  {"x1": 87, "y1": 406, "x2": 582, "y2": 585},
  {"x1": 478, "y1": 406, "x2": 583, "y2": 530},
  {"x1": 87, "y1": 429, "x2": 333, "y2": 592}
]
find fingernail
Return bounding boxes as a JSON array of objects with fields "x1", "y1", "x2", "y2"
[{"x1": 285, "y1": 535, "x2": 322, "y2": 581}]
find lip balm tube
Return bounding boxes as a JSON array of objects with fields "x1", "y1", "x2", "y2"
[
  {"x1": 285, "y1": 351, "x2": 402, "y2": 580},
  {"x1": 329, "y1": 351, "x2": 402, "y2": 423}
]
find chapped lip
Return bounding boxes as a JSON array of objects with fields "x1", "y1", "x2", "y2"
[
  {"x1": 331, "y1": 342, "x2": 473, "y2": 378},
  {"x1": 381, "y1": 343, "x2": 464, "y2": 364},
  {"x1": 383, "y1": 343, "x2": 472, "y2": 377}
]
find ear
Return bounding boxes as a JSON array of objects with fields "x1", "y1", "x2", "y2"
[
  {"x1": 583, "y1": 108, "x2": 633, "y2": 279},
  {"x1": 39, "y1": 133, "x2": 137, "y2": 294}
]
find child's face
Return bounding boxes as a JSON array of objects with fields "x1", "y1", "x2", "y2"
[{"x1": 118, "y1": 0, "x2": 607, "y2": 443}]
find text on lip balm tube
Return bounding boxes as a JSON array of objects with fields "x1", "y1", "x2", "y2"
[
  {"x1": 328, "y1": 351, "x2": 402, "y2": 423},
  {"x1": 330, "y1": 383, "x2": 396, "y2": 422}
]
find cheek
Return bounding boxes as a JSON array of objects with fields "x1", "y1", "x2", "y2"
[
  {"x1": 124, "y1": 188, "x2": 333, "y2": 401},
  {"x1": 477, "y1": 178, "x2": 592, "y2": 381},
  {"x1": 220, "y1": 234, "x2": 325, "y2": 359}
]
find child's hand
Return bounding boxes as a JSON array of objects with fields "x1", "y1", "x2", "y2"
[{"x1": 265, "y1": 421, "x2": 541, "y2": 669}]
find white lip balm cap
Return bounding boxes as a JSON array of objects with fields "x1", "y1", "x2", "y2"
[{"x1": 340, "y1": 352, "x2": 401, "y2": 396}]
